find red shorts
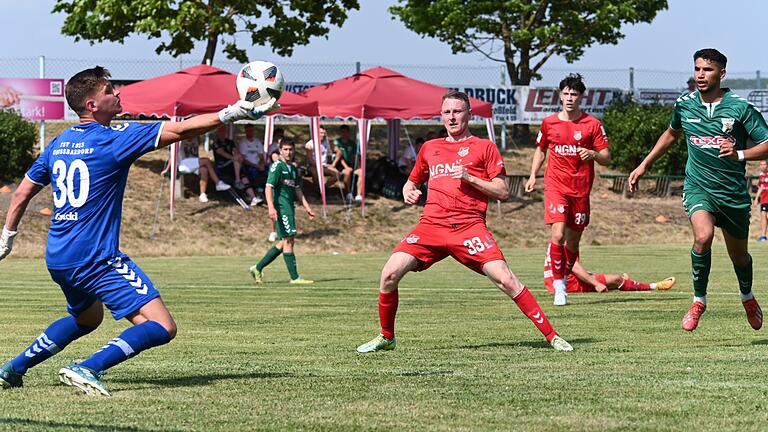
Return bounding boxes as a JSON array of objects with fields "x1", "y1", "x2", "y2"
[
  {"x1": 392, "y1": 221, "x2": 505, "y2": 274},
  {"x1": 566, "y1": 273, "x2": 607, "y2": 293},
  {"x1": 543, "y1": 190, "x2": 591, "y2": 231}
]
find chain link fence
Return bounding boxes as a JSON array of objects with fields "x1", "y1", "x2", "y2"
[{"x1": 2, "y1": 56, "x2": 764, "y2": 91}]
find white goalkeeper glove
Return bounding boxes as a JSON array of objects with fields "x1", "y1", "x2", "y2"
[
  {"x1": 218, "y1": 98, "x2": 279, "y2": 123},
  {"x1": 0, "y1": 226, "x2": 18, "y2": 261}
]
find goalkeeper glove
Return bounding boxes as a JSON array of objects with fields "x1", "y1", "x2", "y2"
[
  {"x1": 218, "y1": 98, "x2": 279, "y2": 123},
  {"x1": 0, "y1": 226, "x2": 17, "y2": 261}
]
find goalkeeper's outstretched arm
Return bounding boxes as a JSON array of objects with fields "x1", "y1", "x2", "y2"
[{"x1": 1, "y1": 178, "x2": 43, "y2": 260}]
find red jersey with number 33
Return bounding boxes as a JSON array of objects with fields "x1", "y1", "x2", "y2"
[
  {"x1": 759, "y1": 172, "x2": 768, "y2": 204},
  {"x1": 537, "y1": 112, "x2": 609, "y2": 197},
  {"x1": 409, "y1": 136, "x2": 506, "y2": 226}
]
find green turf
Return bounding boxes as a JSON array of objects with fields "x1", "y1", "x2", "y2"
[{"x1": 1, "y1": 245, "x2": 768, "y2": 431}]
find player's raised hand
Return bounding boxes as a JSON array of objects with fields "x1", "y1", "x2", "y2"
[
  {"x1": 404, "y1": 189, "x2": 422, "y2": 205},
  {"x1": 218, "y1": 98, "x2": 280, "y2": 123},
  {"x1": 0, "y1": 227, "x2": 18, "y2": 261},
  {"x1": 249, "y1": 97, "x2": 280, "y2": 120},
  {"x1": 577, "y1": 148, "x2": 595, "y2": 161},
  {"x1": 524, "y1": 175, "x2": 536, "y2": 193},
  {"x1": 627, "y1": 164, "x2": 646, "y2": 193}
]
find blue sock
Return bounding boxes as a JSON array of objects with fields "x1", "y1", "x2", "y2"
[
  {"x1": 79, "y1": 321, "x2": 171, "y2": 373},
  {"x1": 10, "y1": 316, "x2": 96, "y2": 374}
]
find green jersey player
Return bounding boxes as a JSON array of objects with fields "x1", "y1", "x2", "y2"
[
  {"x1": 629, "y1": 48, "x2": 768, "y2": 332},
  {"x1": 249, "y1": 137, "x2": 315, "y2": 284}
]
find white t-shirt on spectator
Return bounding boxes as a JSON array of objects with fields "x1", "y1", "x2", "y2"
[
  {"x1": 306, "y1": 138, "x2": 331, "y2": 166},
  {"x1": 398, "y1": 145, "x2": 417, "y2": 169},
  {"x1": 238, "y1": 136, "x2": 264, "y2": 165}
]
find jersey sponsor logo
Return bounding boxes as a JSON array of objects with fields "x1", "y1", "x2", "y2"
[
  {"x1": 689, "y1": 135, "x2": 735, "y2": 149},
  {"x1": 684, "y1": 118, "x2": 701, "y2": 123},
  {"x1": 429, "y1": 162, "x2": 464, "y2": 178},
  {"x1": 110, "y1": 123, "x2": 129, "y2": 132},
  {"x1": 53, "y1": 211, "x2": 79, "y2": 221},
  {"x1": 573, "y1": 131, "x2": 582, "y2": 141},
  {"x1": 282, "y1": 179, "x2": 295, "y2": 187},
  {"x1": 721, "y1": 118, "x2": 735, "y2": 133},
  {"x1": 553, "y1": 144, "x2": 579, "y2": 156},
  {"x1": 457, "y1": 146, "x2": 469, "y2": 157},
  {"x1": 405, "y1": 234, "x2": 419, "y2": 244}
]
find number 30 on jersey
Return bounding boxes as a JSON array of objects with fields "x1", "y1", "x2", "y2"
[{"x1": 52, "y1": 159, "x2": 90, "y2": 208}]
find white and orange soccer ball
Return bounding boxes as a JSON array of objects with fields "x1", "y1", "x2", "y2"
[{"x1": 236, "y1": 61, "x2": 284, "y2": 106}]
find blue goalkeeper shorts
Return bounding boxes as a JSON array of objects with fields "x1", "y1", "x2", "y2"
[{"x1": 48, "y1": 254, "x2": 161, "y2": 320}]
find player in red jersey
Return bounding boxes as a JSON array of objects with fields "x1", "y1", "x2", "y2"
[
  {"x1": 524, "y1": 74, "x2": 611, "y2": 307},
  {"x1": 543, "y1": 253, "x2": 676, "y2": 294},
  {"x1": 356, "y1": 90, "x2": 573, "y2": 353},
  {"x1": 754, "y1": 160, "x2": 768, "y2": 242}
]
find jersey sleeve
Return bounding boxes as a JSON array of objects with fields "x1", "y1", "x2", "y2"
[
  {"x1": 536, "y1": 121, "x2": 549, "y2": 150},
  {"x1": 669, "y1": 103, "x2": 682, "y2": 130},
  {"x1": 266, "y1": 161, "x2": 282, "y2": 187},
  {"x1": 484, "y1": 141, "x2": 507, "y2": 179},
  {"x1": 592, "y1": 120, "x2": 609, "y2": 151},
  {"x1": 25, "y1": 148, "x2": 51, "y2": 187},
  {"x1": 110, "y1": 122, "x2": 164, "y2": 166},
  {"x1": 408, "y1": 143, "x2": 430, "y2": 184},
  {"x1": 742, "y1": 104, "x2": 768, "y2": 145}
]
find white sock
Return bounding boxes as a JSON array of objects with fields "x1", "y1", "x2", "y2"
[
  {"x1": 553, "y1": 279, "x2": 566, "y2": 294},
  {"x1": 740, "y1": 291, "x2": 754, "y2": 301},
  {"x1": 649, "y1": 283, "x2": 657, "y2": 290},
  {"x1": 694, "y1": 295, "x2": 707, "y2": 305}
]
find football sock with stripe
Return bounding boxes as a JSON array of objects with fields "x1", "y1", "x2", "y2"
[
  {"x1": 564, "y1": 246, "x2": 579, "y2": 276},
  {"x1": 691, "y1": 248, "x2": 711, "y2": 298},
  {"x1": 256, "y1": 246, "x2": 282, "y2": 272},
  {"x1": 733, "y1": 254, "x2": 753, "y2": 297},
  {"x1": 283, "y1": 252, "x2": 300, "y2": 280},
  {"x1": 10, "y1": 316, "x2": 96, "y2": 374},
  {"x1": 513, "y1": 287, "x2": 557, "y2": 342},
  {"x1": 79, "y1": 321, "x2": 171, "y2": 373},
  {"x1": 378, "y1": 289, "x2": 399, "y2": 340},
  {"x1": 547, "y1": 241, "x2": 565, "y2": 281}
]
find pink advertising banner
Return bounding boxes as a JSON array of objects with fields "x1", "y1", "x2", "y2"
[{"x1": 0, "y1": 78, "x2": 66, "y2": 120}]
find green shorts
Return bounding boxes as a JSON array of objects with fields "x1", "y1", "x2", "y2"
[
  {"x1": 276, "y1": 210, "x2": 297, "y2": 240},
  {"x1": 682, "y1": 186, "x2": 750, "y2": 239}
]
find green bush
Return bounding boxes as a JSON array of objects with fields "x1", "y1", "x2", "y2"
[
  {"x1": 0, "y1": 110, "x2": 36, "y2": 183},
  {"x1": 602, "y1": 100, "x2": 686, "y2": 175}
]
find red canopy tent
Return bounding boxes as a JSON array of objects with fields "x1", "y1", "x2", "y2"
[
  {"x1": 118, "y1": 64, "x2": 320, "y2": 218},
  {"x1": 299, "y1": 66, "x2": 496, "y2": 215}
]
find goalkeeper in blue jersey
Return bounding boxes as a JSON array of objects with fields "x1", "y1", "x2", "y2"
[{"x1": 0, "y1": 66, "x2": 276, "y2": 396}]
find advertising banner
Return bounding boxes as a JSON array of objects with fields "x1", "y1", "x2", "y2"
[
  {"x1": 450, "y1": 86, "x2": 518, "y2": 123},
  {"x1": 517, "y1": 86, "x2": 623, "y2": 124},
  {"x1": 0, "y1": 78, "x2": 66, "y2": 120}
]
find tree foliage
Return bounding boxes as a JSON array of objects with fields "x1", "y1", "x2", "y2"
[
  {"x1": 390, "y1": 0, "x2": 667, "y2": 85},
  {"x1": 0, "y1": 111, "x2": 36, "y2": 183},
  {"x1": 53, "y1": 0, "x2": 360, "y2": 64},
  {"x1": 602, "y1": 100, "x2": 685, "y2": 175}
]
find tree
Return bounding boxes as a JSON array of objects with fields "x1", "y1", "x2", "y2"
[
  {"x1": 390, "y1": 0, "x2": 668, "y2": 144},
  {"x1": 53, "y1": 0, "x2": 360, "y2": 65}
]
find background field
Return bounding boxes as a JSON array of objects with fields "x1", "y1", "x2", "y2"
[{"x1": 1, "y1": 245, "x2": 768, "y2": 431}]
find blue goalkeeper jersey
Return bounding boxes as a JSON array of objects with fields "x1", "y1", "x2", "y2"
[{"x1": 26, "y1": 121, "x2": 164, "y2": 269}]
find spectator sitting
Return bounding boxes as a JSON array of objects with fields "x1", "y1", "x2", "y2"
[
  {"x1": 212, "y1": 125, "x2": 260, "y2": 206},
  {"x1": 332, "y1": 124, "x2": 364, "y2": 203},
  {"x1": 398, "y1": 137, "x2": 423, "y2": 175},
  {"x1": 176, "y1": 138, "x2": 231, "y2": 203},
  {"x1": 237, "y1": 124, "x2": 266, "y2": 204},
  {"x1": 306, "y1": 126, "x2": 342, "y2": 191}
]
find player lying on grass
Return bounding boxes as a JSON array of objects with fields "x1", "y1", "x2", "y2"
[
  {"x1": 0, "y1": 66, "x2": 276, "y2": 396},
  {"x1": 544, "y1": 256, "x2": 676, "y2": 294}
]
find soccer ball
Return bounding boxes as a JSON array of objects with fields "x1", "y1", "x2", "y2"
[{"x1": 236, "y1": 61, "x2": 284, "y2": 106}]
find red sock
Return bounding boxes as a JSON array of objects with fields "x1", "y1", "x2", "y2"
[
  {"x1": 513, "y1": 287, "x2": 558, "y2": 342},
  {"x1": 619, "y1": 278, "x2": 652, "y2": 291},
  {"x1": 565, "y1": 246, "x2": 579, "y2": 276},
  {"x1": 379, "y1": 290, "x2": 399, "y2": 340},
  {"x1": 547, "y1": 241, "x2": 565, "y2": 281}
]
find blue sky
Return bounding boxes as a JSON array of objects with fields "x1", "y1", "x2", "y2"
[{"x1": 3, "y1": 0, "x2": 767, "y2": 73}]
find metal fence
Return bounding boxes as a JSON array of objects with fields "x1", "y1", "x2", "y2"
[{"x1": 1, "y1": 56, "x2": 763, "y2": 91}]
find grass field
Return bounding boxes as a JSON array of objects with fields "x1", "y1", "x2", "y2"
[{"x1": 1, "y1": 245, "x2": 768, "y2": 431}]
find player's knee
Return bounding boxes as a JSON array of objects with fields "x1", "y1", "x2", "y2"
[
  {"x1": 380, "y1": 268, "x2": 402, "y2": 291},
  {"x1": 161, "y1": 320, "x2": 178, "y2": 340},
  {"x1": 693, "y1": 232, "x2": 713, "y2": 251},
  {"x1": 500, "y1": 275, "x2": 523, "y2": 295}
]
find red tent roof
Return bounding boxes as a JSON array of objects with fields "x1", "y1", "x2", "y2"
[
  {"x1": 119, "y1": 64, "x2": 318, "y2": 118},
  {"x1": 301, "y1": 66, "x2": 493, "y2": 119}
]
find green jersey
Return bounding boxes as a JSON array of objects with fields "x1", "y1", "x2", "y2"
[
  {"x1": 266, "y1": 159, "x2": 299, "y2": 212},
  {"x1": 334, "y1": 138, "x2": 358, "y2": 166},
  {"x1": 670, "y1": 89, "x2": 768, "y2": 208}
]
